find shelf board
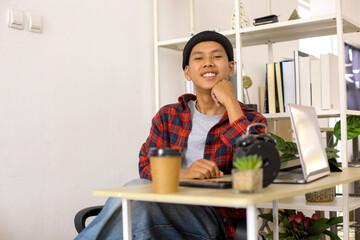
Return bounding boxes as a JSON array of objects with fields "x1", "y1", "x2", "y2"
[
  {"x1": 156, "y1": 14, "x2": 360, "y2": 50},
  {"x1": 236, "y1": 14, "x2": 360, "y2": 47},
  {"x1": 156, "y1": 36, "x2": 189, "y2": 51},
  {"x1": 258, "y1": 194, "x2": 360, "y2": 212},
  {"x1": 263, "y1": 109, "x2": 360, "y2": 120},
  {"x1": 346, "y1": 110, "x2": 360, "y2": 116},
  {"x1": 264, "y1": 109, "x2": 340, "y2": 120}
]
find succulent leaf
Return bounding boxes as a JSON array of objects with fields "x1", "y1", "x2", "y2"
[{"x1": 234, "y1": 154, "x2": 262, "y2": 170}]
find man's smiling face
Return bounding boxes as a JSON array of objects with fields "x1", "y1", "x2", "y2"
[{"x1": 184, "y1": 41, "x2": 234, "y2": 93}]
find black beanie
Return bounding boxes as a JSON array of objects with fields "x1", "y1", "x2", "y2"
[{"x1": 182, "y1": 31, "x2": 234, "y2": 70}]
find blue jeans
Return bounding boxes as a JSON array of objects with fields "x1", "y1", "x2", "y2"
[{"x1": 75, "y1": 179, "x2": 226, "y2": 240}]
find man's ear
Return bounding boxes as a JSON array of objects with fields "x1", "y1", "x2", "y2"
[
  {"x1": 228, "y1": 61, "x2": 235, "y2": 78},
  {"x1": 184, "y1": 66, "x2": 192, "y2": 81}
]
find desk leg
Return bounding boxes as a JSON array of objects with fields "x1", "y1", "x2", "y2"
[
  {"x1": 343, "y1": 183, "x2": 350, "y2": 240},
  {"x1": 122, "y1": 199, "x2": 132, "y2": 240},
  {"x1": 247, "y1": 204, "x2": 258, "y2": 240},
  {"x1": 272, "y1": 200, "x2": 279, "y2": 240}
]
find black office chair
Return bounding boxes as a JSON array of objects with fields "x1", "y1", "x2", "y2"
[
  {"x1": 74, "y1": 206, "x2": 265, "y2": 240},
  {"x1": 74, "y1": 205, "x2": 103, "y2": 233}
]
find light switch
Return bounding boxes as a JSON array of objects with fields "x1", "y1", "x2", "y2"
[
  {"x1": 8, "y1": 8, "x2": 24, "y2": 30},
  {"x1": 27, "y1": 12, "x2": 42, "y2": 33}
]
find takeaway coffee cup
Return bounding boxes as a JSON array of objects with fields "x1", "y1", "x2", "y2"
[{"x1": 148, "y1": 148, "x2": 182, "y2": 194}]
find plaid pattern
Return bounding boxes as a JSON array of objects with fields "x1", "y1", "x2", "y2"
[{"x1": 138, "y1": 94, "x2": 267, "y2": 239}]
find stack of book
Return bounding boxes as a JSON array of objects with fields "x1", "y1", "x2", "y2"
[{"x1": 262, "y1": 51, "x2": 339, "y2": 114}]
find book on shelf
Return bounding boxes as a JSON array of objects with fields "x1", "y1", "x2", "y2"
[
  {"x1": 263, "y1": 72, "x2": 269, "y2": 114},
  {"x1": 281, "y1": 59, "x2": 296, "y2": 112},
  {"x1": 320, "y1": 53, "x2": 339, "y2": 110},
  {"x1": 294, "y1": 50, "x2": 310, "y2": 105},
  {"x1": 299, "y1": 55, "x2": 316, "y2": 106},
  {"x1": 310, "y1": 58, "x2": 322, "y2": 111},
  {"x1": 266, "y1": 63, "x2": 276, "y2": 113},
  {"x1": 259, "y1": 84, "x2": 266, "y2": 114},
  {"x1": 275, "y1": 62, "x2": 285, "y2": 113},
  {"x1": 264, "y1": 62, "x2": 284, "y2": 114}
]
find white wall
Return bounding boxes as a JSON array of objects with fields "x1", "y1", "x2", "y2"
[
  {"x1": 0, "y1": 0, "x2": 154, "y2": 239},
  {"x1": 0, "y1": 0, "x2": 358, "y2": 239},
  {"x1": 0, "y1": 1, "x2": 296, "y2": 238},
  {"x1": 309, "y1": 0, "x2": 360, "y2": 46}
]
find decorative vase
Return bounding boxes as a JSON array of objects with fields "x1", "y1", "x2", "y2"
[
  {"x1": 232, "y1": 168, "x2": 263, "y2": 193},
  {"x1": 305, "y1": 187, "x2": 335, "y2": 202},
  {"x1": 231, "y1": 0, "x2": 250, "y2": 30}
]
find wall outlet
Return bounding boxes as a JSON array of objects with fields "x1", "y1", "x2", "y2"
[{"x1": 8, "y1": 8, "x2": 25, "y2": 30}]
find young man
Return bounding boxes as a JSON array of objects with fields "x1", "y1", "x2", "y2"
[{"x1": 76, "y1": 31, "x2": 266, "y2": 240}]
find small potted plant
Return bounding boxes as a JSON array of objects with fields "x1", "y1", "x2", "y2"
[
  {"x1": 243, "y1": 75, "x2": 258, "y2": 111},
  {"x1": 232, "y1": 154, "x2": 263, "y2": 193}
]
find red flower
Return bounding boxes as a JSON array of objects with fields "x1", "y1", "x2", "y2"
[
  {"x1": 297, "y1": 211, "x2": 305, "y2": 219},
  {"x1": 291, "y1": 221, "x2": 298, "y2": 228},
  {"x1": 288, "y1": 214, "x2": 296, "y2": 222},
  {"x1": 294, "y1": 214, "x2": 303, "y2": 223},
  {"x1": 303, "y1": 217, "x2": 311, "y2": 228},
  {"x1": 312, "y1": 213, "x2": 320, "y2": 220}
]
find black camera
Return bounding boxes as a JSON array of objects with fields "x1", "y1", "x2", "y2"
[{"x1": 233, "y1": 123, "x2": 280, "y2": 188}]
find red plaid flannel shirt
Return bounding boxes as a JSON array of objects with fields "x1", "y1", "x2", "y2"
[{"x1": 138, "y1": 94, "x2": 267, "y2": 239}]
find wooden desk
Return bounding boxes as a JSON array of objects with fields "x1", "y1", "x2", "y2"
[{"x1": 94, "y1": 168, "x2": 360, "y2": 240}]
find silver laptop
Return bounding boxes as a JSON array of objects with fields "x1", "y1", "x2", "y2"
[{"x1": 273, "y1": 104, "x2": 330, "y2": 184}]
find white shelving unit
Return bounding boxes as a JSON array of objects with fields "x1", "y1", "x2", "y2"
[
  {"x1": 265, "y1": 109, "x2": 341, "y2": 120},
  {"x1": 258, "y1": 195, "x2": 360, "y2": 213},
  {"x1": 153, "y1": 0, "x2": 360, "y2": 239},
  {"x1": 157, "y1": 14, "x2": 359, "y2": 50}
]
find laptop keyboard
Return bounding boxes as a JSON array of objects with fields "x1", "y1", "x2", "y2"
[
  {"x1": 273, "y1": 169, "x2": 306, "y2": 183},
  {"x1": 277, "y1": 171, "x2": 304, "y2": 180}
]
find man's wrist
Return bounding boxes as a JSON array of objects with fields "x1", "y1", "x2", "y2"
[
  {"x1": 225, "y1": 99, "x2": 244, "y2": 123},
  {"x1": 179, "y1": 168, "x2": 188, "y2": 180}
]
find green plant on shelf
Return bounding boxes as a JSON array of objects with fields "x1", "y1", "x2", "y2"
[
  {"x1": 332, "y1": 115, "x2": 360, "y2": 147},
  {"x1": 242, "y1": 75, "x2": 253, "y2": 104},
  {"x1": 233, "y1": 154, "x2": 262, "y2": 170}
]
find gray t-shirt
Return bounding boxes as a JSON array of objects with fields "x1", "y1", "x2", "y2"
[{"x1": 181, "y1": 100, "x2": 222, "y2": 169}]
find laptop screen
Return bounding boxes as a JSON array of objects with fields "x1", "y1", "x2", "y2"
[{"x1": 288, "y1": 104, "x2": 330, "y2": 182}]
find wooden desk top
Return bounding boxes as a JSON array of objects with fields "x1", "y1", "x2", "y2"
[{"x1": 93, "y1": 168, "x2": 360, "y2": 208}]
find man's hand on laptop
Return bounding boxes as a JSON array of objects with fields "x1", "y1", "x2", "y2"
[{"x1": 180, "y1": 159, "x2": 224, "y2": 180}]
